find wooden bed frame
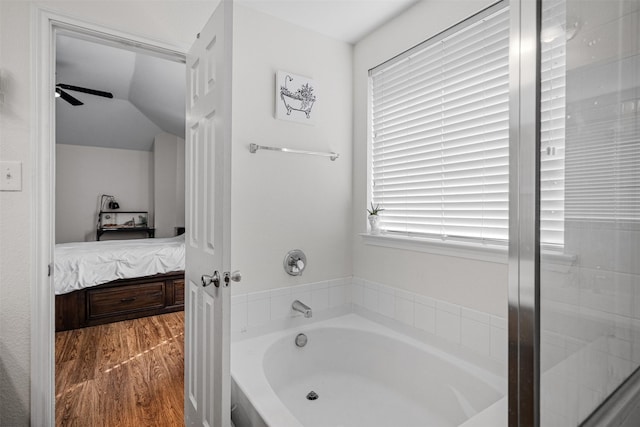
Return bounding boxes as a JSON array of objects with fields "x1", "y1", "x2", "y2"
[{"x1": 55, "y1": 271, "x2": 185, "y2": 332}]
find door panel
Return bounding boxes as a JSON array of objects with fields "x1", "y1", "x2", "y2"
[
  {"x1": 184, "y1": 1, "x2": 233, "y2": 426},
  {"x1": 203, "y1": 291, "x2": 216, "y2": 427},
  {"x1": 188, "y1": 122, "x2": 201, "y2": 248},
  {"x1": 186, "y1": 280, "x2": 199, "y2": 412},
  {"x1": 204, "y1": 113, "x2": 216, "y2": 254}
]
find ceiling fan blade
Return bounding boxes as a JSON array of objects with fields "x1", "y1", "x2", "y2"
[
  {"x1": 56, "y1": 88, "x2": 84, "y2": 106},
  {"x1": 57, "y1": 84, "x2": 114, "y2": 99}
]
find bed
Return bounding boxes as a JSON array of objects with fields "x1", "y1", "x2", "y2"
[{"x1": 54, "y1": 235, "x2": 185, "y2": 332}]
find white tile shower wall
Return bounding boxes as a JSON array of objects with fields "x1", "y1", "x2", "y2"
[
  {"x1": 248, "y1": 291, "x2": 271, "y2": 327},
  {"x1": 414, "y1": 295, "x2": 436, "y2": 334},
  {"x1": 461, "y1": 307, "x2": 492, "y2": 356},
  {"x1": 436, "y1": 301, "x2": 461, "y2": 344},
  {"x1": 231, "y1": 278, "x2": 352, "y2": 336},
  {"x1": 231, "y1": 293, "x2": 248, "y2": 333},
  {"x1": 352, "y1": 277, "x2": 507, "y2": 364},
  {"x1": 329, "y1": 278, "x2": 350, "y2": 307},
  {"x1": 232, "y1": 276, "x2": 506, "y2": 365},
  {"x1": 540, "y1": 224, "x2": 640, "y2": 424}
]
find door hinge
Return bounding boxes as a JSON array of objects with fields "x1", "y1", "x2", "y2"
[{"x1": 48, "y1": 264, "x2": 52, "y2": 277}]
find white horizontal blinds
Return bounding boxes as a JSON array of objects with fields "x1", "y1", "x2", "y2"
[
  {"x1": 563, "y1": 34, "x2": 640, "y2": 222},
  {"x1": 565, "y1": 94, "x2": 640, "y2": 223},
  {"x1": 370, "y1": 4, "x2": 510, "y2": 243},
  {"x1": 540, "y1": 0, "x2": 566, "y2": 246}
]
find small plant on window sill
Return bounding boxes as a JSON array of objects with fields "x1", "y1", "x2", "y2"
[{"x1": 367, "y1": 203, "x2": 384, "y2": 235}]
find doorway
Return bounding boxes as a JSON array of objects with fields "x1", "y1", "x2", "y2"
[
  {"x1": 32, "y1": 9, "x2": 190, "y2": 425},
  {"x1": 53, "y1": 29, "x2": 187, "y2": 425}
]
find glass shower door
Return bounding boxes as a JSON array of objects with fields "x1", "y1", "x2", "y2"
[{"x1": 539, "y1": 0, "x2": 640, "y2": 424}]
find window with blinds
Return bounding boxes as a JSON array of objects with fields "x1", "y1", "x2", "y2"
[
  {"x1": 540, "y1": 0, "x2": 566, "y2": 246},
  {"x1": 369, "y1": 4, "x2": 510, "y2": 244},
  {"x1": 369, "y1": 1, "x2": 566, "y2": 246}
]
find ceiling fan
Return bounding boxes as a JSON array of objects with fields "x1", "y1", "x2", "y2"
[{"x1": 55, "y1": 83, "x2": 114, "y2": 106}]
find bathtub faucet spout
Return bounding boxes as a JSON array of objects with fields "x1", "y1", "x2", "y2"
[{"x1": 292, "y1": 300, "x2": 312, "y2": 318}]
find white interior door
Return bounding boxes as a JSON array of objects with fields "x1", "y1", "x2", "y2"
[{"x1": 184, "y1": 1, "x2": 234, "y2": 426}]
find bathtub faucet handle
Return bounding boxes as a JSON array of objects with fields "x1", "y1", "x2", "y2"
[{"x1": 284, "y1": 249, "x2": 307, "y2": 276}]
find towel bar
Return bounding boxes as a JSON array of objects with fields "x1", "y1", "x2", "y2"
[{"x1": 249, "y1": 143, "x2": 339, "y2": 161}]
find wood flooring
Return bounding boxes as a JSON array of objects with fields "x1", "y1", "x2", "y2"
[{"x1": 55, "y1": 312, "x2": 185, "y2": 427}]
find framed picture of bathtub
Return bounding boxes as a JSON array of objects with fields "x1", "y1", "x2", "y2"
[{"x1": 275, "y1": 70, "x2": 317, "y2": 125}]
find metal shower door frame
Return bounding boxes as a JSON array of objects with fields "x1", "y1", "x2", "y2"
[{"x1": 508, "y1": 0, "x2": 541, "y2": 426}]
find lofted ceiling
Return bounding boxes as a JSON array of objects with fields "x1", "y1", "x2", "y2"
[
  {"x1": 55, "y1": 1, "x2": 419, "y2": 152},
  {"x1": 56, "y1": 34, "x2": 185, "y2": 152}
]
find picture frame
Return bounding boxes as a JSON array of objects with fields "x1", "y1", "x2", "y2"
[
  {"x1": 275, "y1": 70, "x2": 317, "y2": 125},
  {"x1": 99, "y1": 211, "x2": 149, "y2": 229}
]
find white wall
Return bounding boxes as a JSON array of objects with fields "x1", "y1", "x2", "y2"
[
  {"x1": 352, "y1": 0, "x2": 508, "y2": 317},
  {"x1": 231, "y1": 4, "x2": 353, "y2": 295},
  {"x1": 55, "y1": 144, "x2": 152, "y2": 243},
  {"x1": 0, "y1": 3, "x2": 32, "y2": 422},
  {"x1": 153, "y1": 132, "x2": 185, "y2": 238},
  {"x1": 0, "y1": 1, "x2": 217, "y2": 424}
]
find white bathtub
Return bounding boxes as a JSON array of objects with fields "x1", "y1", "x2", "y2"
[{"x1": 231, "y1": 314, "x2": 506, "y2": 427}]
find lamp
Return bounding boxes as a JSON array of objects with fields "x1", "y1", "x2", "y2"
[
  {"x1": 100, "y1": 194, "x2": 120, "y2": 212},
  {"x1": 97, "y1": 194, "x2": 120, "y2": 231}
]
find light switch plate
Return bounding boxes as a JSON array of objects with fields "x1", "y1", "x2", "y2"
[{"x1": 0, "y1": 161, "x2": 22, "y2": 191}]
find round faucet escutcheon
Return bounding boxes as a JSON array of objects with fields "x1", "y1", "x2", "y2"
[{"x1": 284, "y1": 249, "x2": 307, "y2": 276}]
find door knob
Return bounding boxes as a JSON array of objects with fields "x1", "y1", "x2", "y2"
[
  {"x1": 202, "y1": 271, "x2": 220, "y2": 287},
  {"x1": 223, "y1": 270, "x2": 242, "y2": 287}
]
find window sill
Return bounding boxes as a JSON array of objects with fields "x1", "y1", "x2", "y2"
[
  {"x1": 360, "y1": 232, "x2": 578, "y2": 269},
  {"x1": 359, "y1": 232, "x2": 509, "y2": 264}
]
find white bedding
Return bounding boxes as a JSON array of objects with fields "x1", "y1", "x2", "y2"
[{"x1": 54, "y1": 235, "x2": 185, "y2": 295}]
